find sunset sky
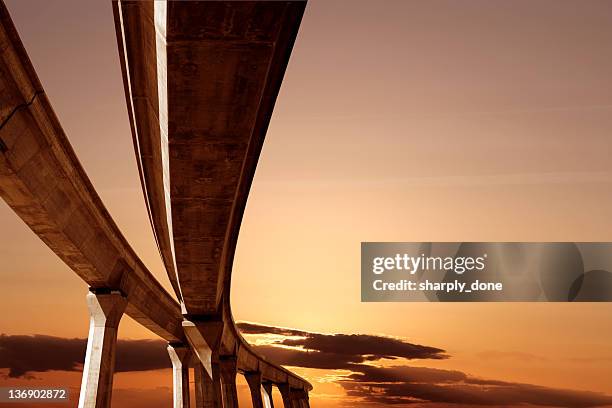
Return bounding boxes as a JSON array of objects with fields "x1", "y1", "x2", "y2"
[{"x1": 2, "y1": 0, "x2": 612, "y2": 407}]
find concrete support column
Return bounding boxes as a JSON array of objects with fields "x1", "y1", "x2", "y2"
[
  {"x1": 167, "y1": 344, "x2": 191, "y2": 408},
  {"x1": 194, "y1": 362, "x2": 206, "y2": 407},
  {"x1": 78, "y1": 290, "x2": 127, "y2": 408},
  {"x1": 244, "y1": 372, "x2": 265, "y2": 408},
  {"x1": 182, "y1": 319, "x2": 223, "y2": 379},
  {"x1": 278, "y1": 386, "x2": 309, "y2": 408},
  {"x1": 298, "y1": 395, "x2": 310, "y2": 408},
  {"x1": 219, "y1": 357, "x2": 239, "y2": 408},
  {"x1": 291, "y1": 391, "x2": 303, "y2": 408},
  {"x1": 277, "y1": 384, "x2": 293, "y2": 408},
  {"x1": 292, "y1": 390, "x2": 310, "y2": 408},
  {"x1": 182, "y1": 319, "x2": 225, "y2": 407},
  {"x1": 262, "y1": 382, "x2": 274, "y2": 408},
  {"x1": 194, "y1": 361, "x2": 222, "y2": 408}
]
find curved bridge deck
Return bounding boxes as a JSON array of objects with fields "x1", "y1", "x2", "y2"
[{"x1": 0, "y1": 1, "x2": 310, "y2": 407}]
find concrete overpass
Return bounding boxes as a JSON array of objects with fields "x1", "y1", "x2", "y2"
[{"x1": 0, "y1": 1, "x2": 310, "y2": 407}]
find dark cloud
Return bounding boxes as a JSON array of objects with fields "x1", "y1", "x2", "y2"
[
  {"x1": 344, "y1": 364, "x2": 467, "y2": 384},
  {"x1": 0, "y1": 334, "x2": 169, "y2": 378},
  {"x1": 238, "y1": 322, "x2": 448, "y2": 362},
  {"x1": 237, "y1": 322, "x2": 309, "y2": 337},
  {"x1": 4, "y1": 327, "x2": 612, "y2": 408},
  {"x1": 239, "y1": 322, "x2": 612, "y2": 408},
  {"x1": 250, "y1": 345, "x2": 362, "y2": 370},
  {"x1": 342, "y1": 379, "x2": 612, "y2": 407},
  {"x1": 339, "y1": 365, "x2": 612, "y2": 407}
]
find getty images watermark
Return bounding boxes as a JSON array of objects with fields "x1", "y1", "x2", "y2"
[
  {"x1": 370, "y1": 252, "x2": 497, "y2": 294},
  {"x1": 361, "y1": 242, "x2": 612, "y2": 302}
]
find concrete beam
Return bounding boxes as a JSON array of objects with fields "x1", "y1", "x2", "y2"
[
  {"x1": 113, "y1": 0, "x2": 312, "y2": 394},
  {"x1": 78, "y1": 291, "x2": 127, "y2": 408},
  {"x1": 167, "y1": 344, "x2": 191, "y2": 408},
  {"x1": 113, "y1": 0, "x2": 183, "y2": 301},
  {"x1": 0, "y1": 1, "x2": 313, "y2": 402},
  {"x1": 114, "y1": 0, "x2": 307, "y2": 316}
]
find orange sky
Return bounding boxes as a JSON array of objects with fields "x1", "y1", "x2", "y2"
[{"x1": 2, "y1": 0, "x2": 612, "y2": 407}]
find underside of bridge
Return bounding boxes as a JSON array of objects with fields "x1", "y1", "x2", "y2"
[{"x1": 0, "y1": 1, "x2": 310, "y2": 407}]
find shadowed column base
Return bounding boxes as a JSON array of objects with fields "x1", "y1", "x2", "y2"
[
  {"x1": 219, "y1": 357, "x2": 238, "y2": 408},
  {"x1": 194, "y1": 359, "x2": 223, "y2": 408}
]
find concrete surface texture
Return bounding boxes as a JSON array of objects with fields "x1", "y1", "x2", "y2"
[{"x1": 0, "y1": 0, "x2": 311, "y2": 406}]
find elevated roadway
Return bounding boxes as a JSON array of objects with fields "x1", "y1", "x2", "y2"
[
  {"x1": 0, "y1": 1, "x2": 311, "y2": 407},
  {"x1": 114, "y1": 0, "x2": 311, "y2": 405}
]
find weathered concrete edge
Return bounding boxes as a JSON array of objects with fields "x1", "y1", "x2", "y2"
[{"x1": 0, "y1": 1, "x2": 185, "y2": 343}]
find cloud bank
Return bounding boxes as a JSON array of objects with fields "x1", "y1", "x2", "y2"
[
  {"x1": 3, "y1": 326, "x2": 612, "y2": 407},
  {"x1": 238, "y1": 322, "x2": 612, "y2": 408},
  {"x1": 0, "y1": 334, "x2": 169, "y2": 378}
]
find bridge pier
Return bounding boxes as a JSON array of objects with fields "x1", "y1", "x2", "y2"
[
  {"x1": 182, "y1": 319, "x2": 234, "y2": 407},
  {"x1": 0, "y1": 3, "x2": 310, "y2": 407},
  {"x1": 219, "y1": 357, "x2": 239, "y2": 407},
  {"x1": 182, "y1": 319, "x2": 223, "y2": 378},
  {"x1": 194, "y1": 360, "x2": 222, "y2": 408},
  {"x1": 78, "y1": 290, "x2": 127, "y2": 408},
  {"x1": 277, "y1": 384, "x2": 292, "y2": 408},
  {"x1": 278, "y1": 384, "x2": 310, "y2": 408},
  {"x1": 244, "y1": 372, "x2": 267, "y2": 408},
  {"x1": 293, "y1": 390, "x2": 310, "y2": 408},
  {"x1": 167, "y1": 344, "x2": 191, "y2": 408},
  {"x1": 262, "y1": 382, "x2": 275, "y2": 408},
  {"x1": 194, "y1": 363, "x2": 205, "y2": 407}
]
